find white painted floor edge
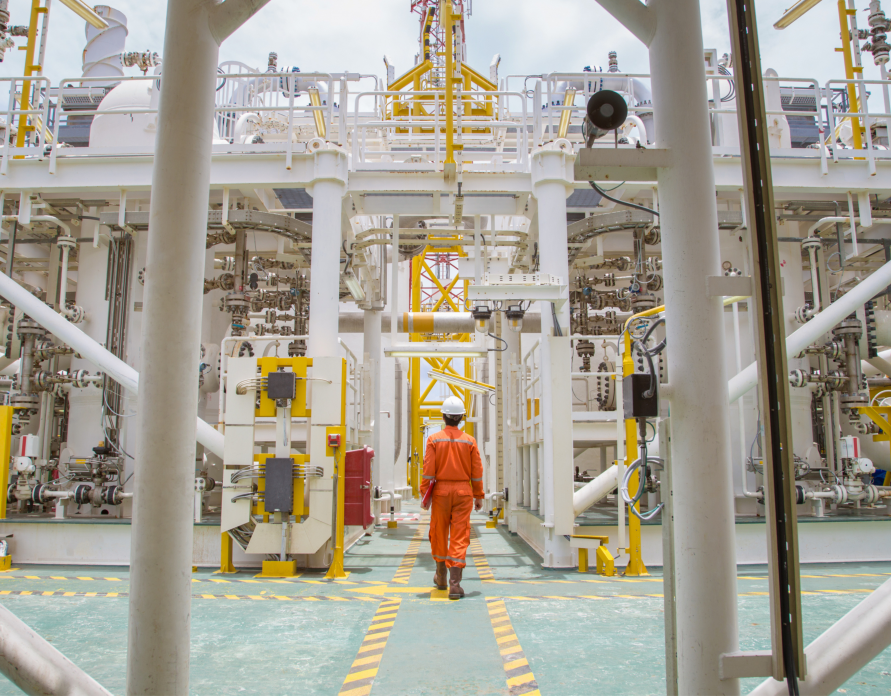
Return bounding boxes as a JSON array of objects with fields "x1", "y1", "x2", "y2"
[
  {"x1": 509, "y1": 508, "x2": 891, "y2": 568},
  {"x1": 0, "y1": 521, "x2": 369, "y2": 568}
]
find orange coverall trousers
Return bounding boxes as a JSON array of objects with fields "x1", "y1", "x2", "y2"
[{"x1": 429, "y1": 481, "x2": 474, "y2": 568}]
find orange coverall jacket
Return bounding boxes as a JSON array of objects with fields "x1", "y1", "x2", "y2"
[{"x1": 421, "y1": 425, "x2": 484, "y2": 568}]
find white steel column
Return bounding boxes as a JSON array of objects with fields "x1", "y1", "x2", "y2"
[
  {"x1": 531, "y1": 145, "x2": 575, "y2": 567},
  {"x1": 306, "y1": 148, "x2": 348, "y2": 358},
  {"x1": 648, "y1": 0, "x2": 739, "y2": 691},
  {"x1": 364, "y1": 309, "x2": 382, "y2": 485},
  {"x1": 530, "y1": 444, "x2": 539, "y2": 512},
  {"x1": 126, "y1": 1, "x2": 269, "y2": 693}
]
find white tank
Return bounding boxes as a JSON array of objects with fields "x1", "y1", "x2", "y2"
[
  {"x1": 82, "y1": 6, "x2": 127, "y2": 80},
  {"x1": 90, "y1": 68, "x2": 229, "y2": 147},
  {"x1": 88, "y1": 77, "x2": 157, "y2": 148}
]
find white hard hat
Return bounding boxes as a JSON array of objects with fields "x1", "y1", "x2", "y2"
[{"x1": 441, "y1": 396, "x2": 466, "y2": 416}]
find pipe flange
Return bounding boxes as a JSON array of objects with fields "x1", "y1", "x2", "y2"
[
  {"x1": 102, "y1": 486, "x2": 121, "y2": 506},
  {"x1": 10, "y1": 394, "x2": 39, "y2": 411},
  {"x1": 801, "y1": 236, "x2": 822, "y2": 251},
  {"x1": 16, "y1": 319, "x2": 45, "y2": 337},
  {"x1": 864, "y1": 484, "x2": 880, "y2": 505},
  {"x1": 840, "y1": 393, "x2": 869, "y2": 408},
  {"x1": 224, "y1": 292, "x2": 250, "y2": 311},
  {"x1": 30, "y1": 483, "x2": 46, "y2": 504},
  {"x1": 833, "y1": 318, "x2": 863, "y2": 336},
  {"x1": 73, "y1": 483, "x2": 92, "y2": 506},
  {"x1": 631, "y1": 293, "x2": 657, "y2": 311},
  {"x1": 830, "y1": 484, "x2": 848, "y2": 504},
  {"x1": 56, "y1": 235, "x2": 76, "y2": 250},
  {"x1": 789, "y1": 369, "x2": 809, "y2": 388}
]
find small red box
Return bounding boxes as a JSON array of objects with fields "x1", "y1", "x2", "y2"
[
  {"x1": 344, "y1": 446, "x2": 375, "y2": 528},
  {"x1": 327, "y1": 433, "x2": 341, "y2": 448}
]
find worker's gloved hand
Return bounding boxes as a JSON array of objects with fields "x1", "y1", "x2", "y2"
[{"x1": 474, "y1": 499, "x2": 483, "y2": 512}]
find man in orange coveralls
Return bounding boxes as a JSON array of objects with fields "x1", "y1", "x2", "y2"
[{"x1": 420, "y1": 395, "x2": 484, "y2": 599}]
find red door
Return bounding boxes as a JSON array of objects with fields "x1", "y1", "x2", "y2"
[{"x1": 344, "y1": 446, "x2": 374, "y2": 528}]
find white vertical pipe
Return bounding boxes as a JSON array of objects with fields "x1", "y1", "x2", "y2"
[
  {"x1": 647, "y1": 0, "x2": 740, "y2": 691},
  {"x1": 474, "y1": 214, "x2": 482, "y2": 283},
  {"x1": 531, "y1": 147, "x2": 573, "y2": 566},
  {"x1": 390, "y1": 214, "x2": 399, "y2": 343},
  {"x1": 306, "y1": 150, "x2": 346, "y2": 358},
  {"x1": 364, "y1": 309, "x2": 382, "y2": 486},
  {"x1": 127, "y1": 0, "x2": 220, "y2": 692}
]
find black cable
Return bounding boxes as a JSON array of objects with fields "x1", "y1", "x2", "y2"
[
  {"x1": 589, "y1": 181, "x2": 659, "y2": 216},
  {"x1": 550, "y1": 302, "x2": 563, "y2": 337},
  {"x1": 487, "y1": 332, "x2": 507, "y2": 352}
]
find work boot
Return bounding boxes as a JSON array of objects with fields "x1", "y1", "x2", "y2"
[
  {"x1": 448, "y1": 566, "x2": 465, "y2": 599},
  {"x1": 434, "y1": 561, "x2": 447, "y2": 590}
]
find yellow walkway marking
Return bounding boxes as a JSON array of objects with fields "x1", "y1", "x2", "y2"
[
  {"x1": 486, "y1": 598, "x2": 541, "y2": 696},
  {"x1": 337, "y1": 598, "x2": 402, "y2": 696},
  {"x1": 392, "y1": 521, "x2": 428, "y2": 584},
  {"x1": 469, "y1": 525, "x2": 495, "y2": 580}
]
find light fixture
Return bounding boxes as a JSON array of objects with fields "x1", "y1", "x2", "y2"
[
  {"x1": 343, "y1": 272, "x2": 365, "y2": 302},
  {"x1": 430, "y1": 368, "x2": 496, "y2": 394},
  {"x1": 384, "y1": 343, "x2": 488, "y2": 358},
  {"x1": 471, "y1": 304, "x2": 492, "y2": 332},
  {"x1": 505, "y1": 304, "x2": 525, "y2": 333},
  {"x1": 58, "y1": 0, "x2": 110, "y2": 29},
  {"x1": 773, "y1": 0, "x2": 822, "y2": 29}
]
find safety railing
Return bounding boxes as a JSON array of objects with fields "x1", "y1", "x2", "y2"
[
  {"x1": 338, "y1": 338, "x2": 361, "y2": 448},
  {"x1": 1, "y1": 70, "x2": 890, "y2": 177},
  {"x1": 0, "y1": 76, "x2": 53, "y2": 176},
  {"x1": 351, "y1": 90, "x2": 530, "y2": 169}
]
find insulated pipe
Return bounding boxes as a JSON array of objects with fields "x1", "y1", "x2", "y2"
[
  {"x1": 0, "y1": 603, "x2": 112, "y2": 695},
  {"x1": 750, "y1": 577, "x2": 891, "y2": 695},
  {"x1": 729, "y1": 257, "x2": 891, "y2": 402},
  {"x1": 336, "y1": 312, "x2": 543, "y2": 334},
  {"x1": 0, "y1": 271, "x2": 224, "y2": 457},
  {"x1": 572, "y1": 464, "x2": 619, "y2": 517}
]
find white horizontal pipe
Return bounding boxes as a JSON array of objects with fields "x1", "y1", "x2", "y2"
[
  {"x1": 0, "y1": 359, "x2": 19, "y2": 376},
  {"x1": 0, "y1": 272, "x2": 224, "y2": 458},
  {"x1": 750, "y1": 577, "x2": 891, "y2": 695},
  {"x1": 572, "y1": 464, "x2": 619, "y2": 517},
  {"x1": 0, "y1": 603, "x2": 112, "y2": 696},
  {"x1": 729, "y1": 259, "x2": 891, "y2": 402}
]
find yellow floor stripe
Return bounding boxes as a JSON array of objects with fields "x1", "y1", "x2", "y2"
[
  {"x1": 391, "y1": 519, "x2": 428, "y2": 585},
  {"x1": 468, "y1": 526, "x2": 495, "y2": 581},
  {"x1": 337, "y1": 598, "x2": 402, "y2": 696},
  {"x1": 485, "y1": 598, "x2": 541, "y2": 696}
]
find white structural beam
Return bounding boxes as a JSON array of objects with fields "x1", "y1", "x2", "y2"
[
  {"x1": 0, "y1": 604, "x2": 112, "y2": 696},
  {"x1": 0, "y1": 271, "x2": 224, "y2": 457},
  {"x1": 126, "y1": 0, "x2": 268, "y2": 692},
  {"x1": 596, "y1": 0, "x2": 742, "y2": 691},
  {"x1": 750, "y1": 578, "x2": 891, "y2": 695}
]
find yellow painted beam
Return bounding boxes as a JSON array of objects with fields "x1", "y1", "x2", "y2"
[
  {"x1": 388, "y1": 59, "x2": 434, "y2": 92},
  {"x1": 0, "y1": 406, "x2": 13, "y2": 519}
]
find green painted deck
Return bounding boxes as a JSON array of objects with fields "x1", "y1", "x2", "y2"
[{"x1": 1, "y1": 507, "x2": 891, "y2": 695}]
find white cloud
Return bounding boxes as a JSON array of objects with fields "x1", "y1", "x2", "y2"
[{"x1": 1, "y1": 0, "x2": 882, "y2": 103}]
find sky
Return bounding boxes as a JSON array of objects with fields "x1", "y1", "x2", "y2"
[{"x1": 1, "y1": 0, "x2": 887, "y2": 91}]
